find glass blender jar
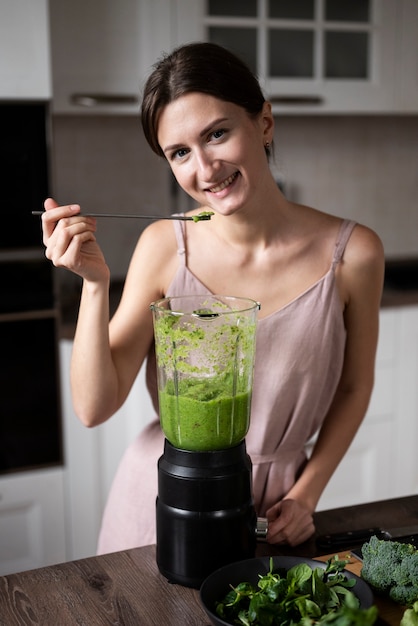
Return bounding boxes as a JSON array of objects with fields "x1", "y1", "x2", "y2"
[
  {"x1": 151, "y1": 295, "x2": 259, "y2": 451},
  {"x1": 150, "y1": 295, "x2": 261, "y2": 588}
]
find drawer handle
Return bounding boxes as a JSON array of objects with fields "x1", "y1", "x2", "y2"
[
  {"x1": 70, "y1": 94, "x2": 139, "y2": 107},
  {"x1": 269, "y1": 95, "x2": 324, "y2": 105}
]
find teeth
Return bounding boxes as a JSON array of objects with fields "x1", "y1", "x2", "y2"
[{"x1": 209, "y1": 172, "x2": 237, "y2": 193}]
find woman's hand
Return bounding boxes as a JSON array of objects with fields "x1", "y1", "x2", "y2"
[
  {"x1": 265, "y1": 498, "x2": 315, "y2": 546},
  {"x1": 42, "y1": 198, "x2": 109, "y2": 283}
]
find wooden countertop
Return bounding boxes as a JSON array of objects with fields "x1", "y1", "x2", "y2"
[{"x1": 1, "y1": 495, "x2": 417, "y2": 625}]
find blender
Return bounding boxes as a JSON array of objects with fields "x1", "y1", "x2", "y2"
[{"x1": 150, "y1": 295, "x2": 265, "y2": 588}]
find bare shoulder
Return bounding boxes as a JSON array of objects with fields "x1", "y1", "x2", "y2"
[
  {"x1": 134, "y1": 219, "x2": 178, "y2": 258},
  {"x1": 344, "y1": 222, "x2": 385, "y2": 271},
  {"x1": 125, "y1": 219, "x2": 179, "y2": 295},
  {"x1": 339, "y1": 222, "x2": 385, "y2": 305}
]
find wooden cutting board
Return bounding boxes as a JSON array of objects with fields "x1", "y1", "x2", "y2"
[{"x1": 318, "y1": 553, "x2": 405, "y2": 626}]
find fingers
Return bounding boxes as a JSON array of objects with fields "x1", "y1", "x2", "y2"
[
  {"x1": 44, "y1": 197, "x2": 60, "y2": 211},
  {"x1": 45, "y1": 228, "x2": 96, "y2": 268},
  {"x1": 41, "y1": 198, "x2": 99, "y2": 274},
  {"x1": 266, "y1": 498, "x2": 315, "y2": 547},
  {"x1": 41, "y1": 199, "x2": 83, "y2": 241},
  {"x1": 40, "y1": 199, "x2": 95, "y2": 244}
]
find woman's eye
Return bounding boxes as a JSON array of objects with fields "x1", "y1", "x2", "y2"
[
  {"x1": 172, "y1": 147, "x2": 189, "y2": 160},
  {"x1": 211, "y1": 129, "x2": 225, "y2": 140}
]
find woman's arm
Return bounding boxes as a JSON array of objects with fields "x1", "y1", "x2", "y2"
[
  {"x1": 266, "y1": 224, "x2": 385, "y2": 545},
  {"x1": 71, "y1": 217, "x2": 179, "y2": 427},
  {"x1": 42, "y1": 198, "x2": 177, "y2": 428}
]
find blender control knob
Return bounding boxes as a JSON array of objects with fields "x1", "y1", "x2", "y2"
[{"x1": 256, "y1": 517, "x2": 268, "y2": 540}]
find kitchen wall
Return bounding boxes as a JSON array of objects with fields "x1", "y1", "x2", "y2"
[
  {"x1": 51, "y1": 114, "x2": 418, "y2": 284},
  {"x1": 50, "y1": 115, "x2": 172, "y2": 281},
  {"x1": 272, "y1": 115, "x2": 418, "y2": 259}
]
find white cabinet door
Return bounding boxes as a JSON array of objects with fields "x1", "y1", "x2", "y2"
[
  {"x1": 60, "y1": 339, "x2": 155, "y2": 560},
  {"x1": 315, "y1": 420, "x2": 396, "y2": 511},
  {"x1": 316, "y1": 309, "x2": 400, "y2": 510},
  {"x1": 317, "y1": 306, "x2": 418, "y2": 511},
  {"x1": 50, "y1": 0, "x2": 173, "y2": 114},
  {"x1": 0, "y1": 0, "x2": 51, "y2": 99},
  {"x1": 394, "y1": 306, "x2": 418, "y2": 496},
  {"x1": 0, "y1": 468, "x2": 66, "y2": 575},
  {"x1": 175, "y1": 0, "x2": 398, "y2": 114}
]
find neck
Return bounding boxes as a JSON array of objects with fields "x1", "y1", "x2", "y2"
[{"x1": 212, "y1": 186, "x2": 291, "y2": 248}]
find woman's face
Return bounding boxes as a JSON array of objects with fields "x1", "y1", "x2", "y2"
[{"x1": 157, "y1": 93, "x2": 273, "y2": 216}]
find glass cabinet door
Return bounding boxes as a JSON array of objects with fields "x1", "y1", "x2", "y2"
[{"x1": 176, "y1": 0, "x2": 397, "y2": 113}]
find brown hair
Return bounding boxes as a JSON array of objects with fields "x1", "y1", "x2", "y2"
[{"x1": 141, "y1": 42, "x2": 266, "y2": 157}]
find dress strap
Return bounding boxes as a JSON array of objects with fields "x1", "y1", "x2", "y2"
[
  {"x1": 172, "y1": 216, "x2": 187, "y2": 266},
  {"x1": 332, "y1": 219, "x2": 357, "y2": 270}
]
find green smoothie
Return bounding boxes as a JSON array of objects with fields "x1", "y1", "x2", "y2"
[
  {"x1": 158, "y1": 377, "x2": 251, "y2": 451},
  {"x1": 151, "y1": 296, "x2": 258, "y2": 451}
]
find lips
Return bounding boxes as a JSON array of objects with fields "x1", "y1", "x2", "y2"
[{"x1": 207, "y1": 171, "x2": 239, "y2": 193}]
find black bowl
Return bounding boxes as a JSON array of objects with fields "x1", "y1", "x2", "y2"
[{"x1": 200, "y1": 555, "x2": 374, "y2": 626}]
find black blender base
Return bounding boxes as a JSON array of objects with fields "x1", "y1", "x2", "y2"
[
  {"x1": 156, "y1": 510, "x2": 257, "y2": 588},
  {"x1": 156, "y1": 439, "x2": 257, "y2": 588}
]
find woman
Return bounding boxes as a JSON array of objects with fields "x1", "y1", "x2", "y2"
[{"x1": 41, "y1": 43, "x2": 384, "y2": 552}]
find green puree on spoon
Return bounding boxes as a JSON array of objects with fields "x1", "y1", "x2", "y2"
[{"x1": 191, "y1": 211, "x2": 214, "y2": 222}]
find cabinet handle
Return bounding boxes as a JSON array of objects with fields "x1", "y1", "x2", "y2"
[
  {"x1": 269, "y1": 95, "x2": 324, "y2": 105},
  {"x1": 70, "y1": 94, "x2": 139, "y2": 107},
  {"x1": 0, "y1": 309, "x2": 58, "y2": 323}
]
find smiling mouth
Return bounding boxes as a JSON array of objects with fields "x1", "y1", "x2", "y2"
[{"x1": 207, "y1": 171, "x2": 239, "y2": 193}]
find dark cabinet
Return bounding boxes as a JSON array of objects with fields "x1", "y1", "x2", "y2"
[{"x1": 0, "y1": 103, "x2": 62, "y2": 475}]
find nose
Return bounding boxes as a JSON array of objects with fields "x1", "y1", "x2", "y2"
[{"x1": 194, "y1": 147, "x2": 220, "y2": 180}]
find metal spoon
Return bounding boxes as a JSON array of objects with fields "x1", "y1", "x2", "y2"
[{"x1": 31, "y1": 210, "x2": 214, "y2": 222}]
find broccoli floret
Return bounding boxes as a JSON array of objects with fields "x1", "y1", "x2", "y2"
[
  {"x1": 390, "y1": 555, "x2": 418, "y2": 605},
  {"x1": 361, "y1": 536, "x2": 418, "y2": 606},
  {"x1": 361, "y1": 535, "x2": 414, "y2": 591}
]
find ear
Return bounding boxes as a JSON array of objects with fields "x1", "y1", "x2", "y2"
[{"x1": 260, "y1": 101, "x2": 274, "y2": 145}]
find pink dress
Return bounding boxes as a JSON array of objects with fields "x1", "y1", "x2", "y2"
[{"x1": 97, "y1": 219, "x2": 356, "y2": 553}]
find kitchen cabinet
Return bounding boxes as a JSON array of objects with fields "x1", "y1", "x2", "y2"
[
  {"x1": 50, "y1": 0, "x2": 418, "y2": 115},
  {"x1": 50, "y1": 0, "x2": 174, "y2": 114},
  {"x1": 316, "y1": 305, "x2": 418, "y2": 510},
  {"x1": 0, "y1": 101, "x2": 65, "y2": 575},
  {"x1": 175, "y1": 0, "x2": 418, "y2": 114},
  {"x1": 59, "y1": 340, "x2": 155, "y2": 560},
  {"x1": 0, "y1": 0, "x2": 51, "y2": 99},
  {"x1": 59, "y1": 305, "x2": 418, "y2": 560},
  {"x1": 175, "y1": 0, "x2": 397, "y2": 113},
  {"x1": 0, "y1": 468, "x2": 66, "y2": 575}
]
